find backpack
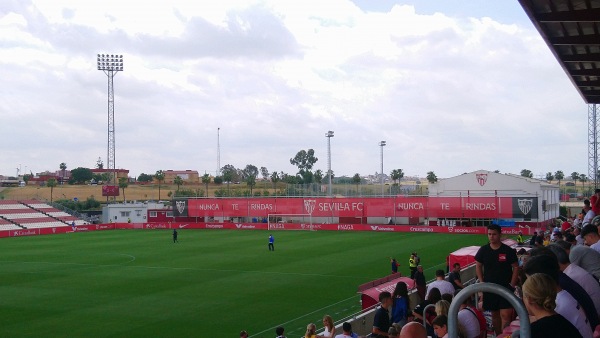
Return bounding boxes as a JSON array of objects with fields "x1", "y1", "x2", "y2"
[{"x1": 465, "y1": 306, "x2": 487, "y2": 338}]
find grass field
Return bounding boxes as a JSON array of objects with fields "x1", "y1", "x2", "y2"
[{"x1": 0, "y1": 230, "x2": 487, "y2": 338}]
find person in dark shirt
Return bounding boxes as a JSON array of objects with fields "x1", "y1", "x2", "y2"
[
  {"x1": 413, "y1": 265, "x2": 426, "y2": 302},
  {"x1": 172, "y1": 229, "x2": 178, "y2": 243},
  {"x1": 522, "y1": 273, "x2": 582, "y2": 338},
  {"x1": 449, "y1": 263, "x2": 464, "y2": 290},
  {"x1": 475, "y1": 224, "x2": 519, "y2": 335},
  {"x1": 372, "y1": 291, "x2": 392, "y2": 338},
  {"x1": 529, "y1": 231, "x2": 537, "y2": 246}
]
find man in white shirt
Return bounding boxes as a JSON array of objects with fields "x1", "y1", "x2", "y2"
[
  {"x1": 582, "y1": 201, "x2": 595, "y2": 226},
  {"x1": 425, "y1": 269, "x2": 455, "y2": 298},
  {"x1": 457, "y1": 296, "x2": 482, "y2": 338},
  {"x1": 548, "y1": 244, "x2": 600, "y2": 315}
]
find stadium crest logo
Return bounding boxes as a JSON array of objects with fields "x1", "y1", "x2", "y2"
[
  {"x1": 304, "y1": 199, "x2": 316, "y2": 215},
  {"x1": 518, "y1": 199, "x2": 533, "y2": 215},
  {"x1": 176, "y1": 201, "x2": 186, "y2": 214},
  {"x1": 476, "y1": 173, "x2": 488, "y2": 186}
]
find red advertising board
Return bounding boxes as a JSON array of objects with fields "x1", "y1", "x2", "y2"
[
  {"x1": 185, "y1": 196, "x2": 538, "y2": 220},
  {"x1": 102, "y1": 185, "x2": 120, "y2": 197}
]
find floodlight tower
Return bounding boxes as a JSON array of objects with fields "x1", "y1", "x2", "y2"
[
  {"x1": 589, "y1": 104, "x2": 599, "y2": 189},
  {"x1": 97, "y1": 54, "x2": 123, "y2": 188},
  {"x1": 217, "y1": 127, "x2": 221, "y2": 177},
  {"x1": 379, "y1": 141, "x2": 386, "y2": 196},
  {"x1": 326, "y1": 130, "x2": 334, "y2": 196}
]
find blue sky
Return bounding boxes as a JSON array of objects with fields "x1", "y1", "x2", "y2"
[{"x1": 0, "y1": 0, "x2": 589, "y2": 180}]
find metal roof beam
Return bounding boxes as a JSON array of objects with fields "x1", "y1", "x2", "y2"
[
  {"x1": 551, "y1": 35, "x2": 600, "y2": 45},
  {"x1": 536, "y1": 9, "x2": 600, "y2": 22},
  {"x1": 561, "y1": 54, "x2": 600, "y2": 62},
  {"x1": 572, "y1": 69, "x2": 600, "y2": 76}
]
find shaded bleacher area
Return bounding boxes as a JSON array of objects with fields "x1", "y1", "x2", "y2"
[{"x1": 0, "y1": 200, "x2": 87, "y2": 229}]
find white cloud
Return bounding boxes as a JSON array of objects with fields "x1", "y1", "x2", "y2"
[{"x1": 0, "y1": 1, "x2": 589, "y2": 181}]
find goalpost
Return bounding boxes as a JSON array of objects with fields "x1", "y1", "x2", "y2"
[{"x1": 267, "y1": 214, "x2": 314, "y2": 230}]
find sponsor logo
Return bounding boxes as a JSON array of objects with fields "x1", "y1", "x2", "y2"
[
  {"x1": 304, "y1": 199, "x2": 316, "y2": 215},
  {"x1": 518, "y1": 199, "x2": 533, "y2": 215},
  {"x1": 450, "y1": 228, "x2": 481, "y2": 234},
  {"x1": 205, "y1": 224, "x2": 224, "y2": 229},
  {"x1": 370, "y1": 226, "x2": 394, "y2": 232},
  {"x1": 498, "y1": 253, "x2": 507, "y2": 262},
  {"x1": 179, "y1": 224, "x2": 189, "y2": 229},
  {"x1": 270, "y1": 224, "x2": 285, "y2": 229},
  {"x1": 300, "y1": 224, "x2": 321, "y2": 230},
  {"x1": 13, "y1": 230, "x2": 36, "y2": 236},
  {"x1": 396, "y1": 203, "x2": 424, "y2": 211},
  {"x1": 98, "y1": 225, "x2": 111, "y2": 230},
  {"x1": 96, "y1": 225, "x2": 99, "y2": 230},
  {"x1": 52, "y1": 227, "x2": 56, "y2": 233},
  {"x1": 235, "y1": 224, "x2": 243, "y2": 229},
  {"x1": 409, "y1": 227, "x2": 434, "y2": 233},
  {"x1": 176, "y1": 201, "x2": 186, "y2": 214},
  {"x1": 476, "y1": 173, "x2": 488, "y2": 186},
  {"x1": 338, "y1": 224, "x2": 354, "y2": 231},
  {"x1": 235, "y1": 224, "x2": 256, "y2": 229}
]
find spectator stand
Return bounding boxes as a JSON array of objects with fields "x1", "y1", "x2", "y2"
[{"x1": 0, "y1": 200, "x2": 88, "y2": 229}]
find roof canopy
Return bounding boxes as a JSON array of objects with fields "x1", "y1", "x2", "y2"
[{"x1": 519, "y1": 0, "x2": 600, "y2": 104}]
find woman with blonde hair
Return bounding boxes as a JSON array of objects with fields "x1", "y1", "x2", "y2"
[
  {"x1": 317, "y1": 315, "x2": 335, "y2": 337},
  {"x1": 522, "y1": 273, "x2": 582, "y2": 338},
  {"x1": 305, "y1": 323, "x2": 316, "y2": 338},
  {"x1": 435, "y1": 300, "x2": 450, "y2": 317}
]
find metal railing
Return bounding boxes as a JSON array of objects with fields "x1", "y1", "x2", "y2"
[{"x1": 448, "y1": 283, "x2": 530, "y2": 338}]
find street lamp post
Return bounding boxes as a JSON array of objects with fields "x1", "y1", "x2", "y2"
[
  {"x1": 97, "y1": 54, "x2": 123, "y2": 191},
  {"x1": 326, "y1": 131, "x2": 334, "y2": 197},
  {"x1": 380, "y1": 141, "x2": 386, "y2": 196}
]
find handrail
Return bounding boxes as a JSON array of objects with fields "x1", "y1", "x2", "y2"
[
  {"x1": 422, "y1": 304, "x2": 435, "y2": 327},
  {"x1": 448, "y1": 283, "x2": 530, "y2": 338}
]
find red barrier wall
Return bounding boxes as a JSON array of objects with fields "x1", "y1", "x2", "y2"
[{"x1": 0, "y1": 222, "x2": 538, "y2": 239}]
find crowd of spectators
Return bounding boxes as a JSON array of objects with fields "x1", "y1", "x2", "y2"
[{"x1": 263, "y1": 206, "x2": 600, "y2": 338}]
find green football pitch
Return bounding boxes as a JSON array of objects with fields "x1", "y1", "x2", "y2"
[{"x1": 0, "y1": 229, "x2": 487, "y2": 338}]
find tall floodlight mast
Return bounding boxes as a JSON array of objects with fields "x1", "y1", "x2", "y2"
[
  {"x1": 379, "y1": 141, "x2": 386, "y2": 196},
  {"x1": 589, "y1": 104, "x2": 599, "y2": 189},
  {"x1": 97, "y1": 54, "x2": 123, "y2": 191},
  {"x1": 217, "y1": 127, "x2": 221, "y2": 177},
  {"x1": 326, "y1": 130, "x2": 334, "y2": 197}
]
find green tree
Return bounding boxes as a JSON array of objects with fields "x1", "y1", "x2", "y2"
[
  {"x1": 155, "y1": 170, "x2": 165, "y2": 200},
  {"x1": 137, "y1": 173, "x2": 153, "y2": 183},
  {"x1": 555, "y1": 170, "x2": 565, "y2": 187},
  {"x1": 214, "y1": 176, "x2": 223, "y2": 185},
  {"x1": 47, "y1": 178, "x2": 57, "y2": 202},
  {"x1": 174, "y1": 176, "x2": 183, "y2": 191},
  {"x1": 290, "y1": 149, "x2": 318, "y2": 183},
  {"x1": 493, "y1": 170, "x2": 500, "y2": 173},
  {"x1": 390, "y1": 169, "x2": 404, "y2": 185},
  {"x1": 580, "y1": 174, "x2": 588, "y2": 195},
  {"x1": 221, "y1": 164, "x2": 238, "y2": 194},
  {"x1": 314, "y1": 169, "x2": 324, "y2": 184},
  {"x1": 70, "y1": 167, "x2": 93, "y2": 184},
  {"x1": 23, "y1": 174, "x2": 32, "y2": 184},
  {"x1": 118, "y1": 177, "x2": 128, "y2": 201},
  {"x1": 520, "y1": 169, "x2": 533, "y2": 178},
  {"x1": 270, "y1": 171, "x2": 280, "y2": 189},
  {"x1": 426, "y1": 171, "x2": 438, "y2": 184},
  {"x1": 96, "y1": 157, "x2": 103, "y2": 169},
  {"x1": 570, "y1": 172, "x2": 580, "y2": 182},
  {"x1": 201, "y1": 174, "x2": 211, "y2": 197},
  {"x1": 59, "y1": 162, "x2": 67, "y2": 184},
  {"x1": 352, "y1": 173, "x2": 361, "y2": 194},
  {"x1": 260, "y1": 167, "x2": 269, "y2": 181},
  {"x1": 545, "y1": 172, "x2": 554, "y2": 182}
]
